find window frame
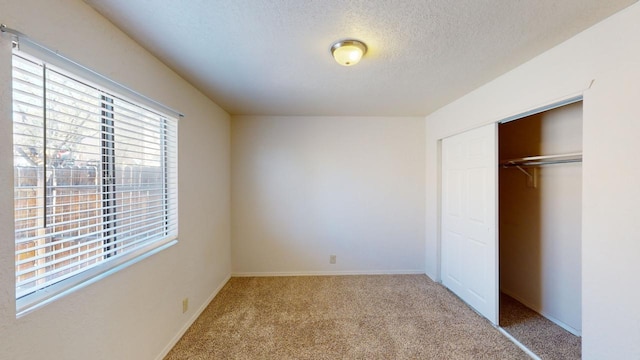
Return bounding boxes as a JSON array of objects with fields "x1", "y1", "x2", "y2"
[{"x1": 11, "y1": 45, "x2": 179, "y2": 317}]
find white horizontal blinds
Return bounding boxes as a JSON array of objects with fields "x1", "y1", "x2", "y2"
[
  {"x1": 13, "y1": 52, "x2": 178, "y2": 299},
  {"x1": 13, "y1": 54, "x2": 48, "y2": 297},
  {"x1": 105, "y1": 97, "x2": 178, "y2": 257}
]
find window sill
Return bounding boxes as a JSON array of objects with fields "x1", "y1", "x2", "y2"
[{"x1": 16, "y1": 238, "x2": 177, "y2": 318}]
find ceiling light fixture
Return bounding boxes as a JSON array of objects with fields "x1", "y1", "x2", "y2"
[{"x1": 330, "y1": 39, "x2": 367, "y2": 66}]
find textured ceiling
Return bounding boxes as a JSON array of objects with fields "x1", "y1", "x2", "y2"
[{"x1": 84, "y1": 0, "x2": 636, "y2": 116}]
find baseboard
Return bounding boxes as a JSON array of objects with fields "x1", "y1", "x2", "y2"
[
  {"x1": 155, "y1": 274, "x2": 232, "y2": 360},
  {"x1": 500, "y1": 288, "x2": 581, "y2": 336},
  {"x1": 231, "y1": 269, "x2": 426, "y2": 277}
]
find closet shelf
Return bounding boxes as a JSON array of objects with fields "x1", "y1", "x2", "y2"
[{"x1": 500, "y1": 152, "x2": 582, "y2": 168}]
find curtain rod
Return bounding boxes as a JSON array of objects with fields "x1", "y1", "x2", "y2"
[
  {"x1": 0, "y1": 23, "x2": 26, "y2": 38},
  {"x1": 1, "y1": 24, "x2": 184, "y2": 118}
]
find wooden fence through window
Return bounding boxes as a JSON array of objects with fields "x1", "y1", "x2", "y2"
[{"x1": 14, "y1": 164, "x2": 164, "y2": 295}]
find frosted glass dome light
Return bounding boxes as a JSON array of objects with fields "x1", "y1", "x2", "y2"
[{"x1": 330, "y1": 39, "x2": 367, "y2": 66}]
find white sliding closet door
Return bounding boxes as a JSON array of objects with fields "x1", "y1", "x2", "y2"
[{"x1": 441, "y1": 123, "x2": 498, "y2": 324}]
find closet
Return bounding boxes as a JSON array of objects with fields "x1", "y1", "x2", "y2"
[{"x1": 498, "y1": 101, "x2": 582, "y2": 357}]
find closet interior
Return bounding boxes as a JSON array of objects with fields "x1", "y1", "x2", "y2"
[{"x1": 498, "y1": 101, "x2": 583, "y2": 359}]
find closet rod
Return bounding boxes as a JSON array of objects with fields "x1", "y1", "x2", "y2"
[{"x1": 501, "y1": 152, "x2": 582, "y2": 167}]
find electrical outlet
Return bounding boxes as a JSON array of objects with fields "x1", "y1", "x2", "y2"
[
  {"x1": 182, "y1": 298, "x2": 189, "y2": 313},
  {"x1": 330, "y1": 255, "x2": 336, "y2": 264}
]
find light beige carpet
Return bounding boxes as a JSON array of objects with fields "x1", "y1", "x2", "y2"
[
  {"x1": 166, "y1": 275, "x2": 529, "y2": 360},
  {"x1": 500, "y1": 293, "x2": 581, "y2": 360}
]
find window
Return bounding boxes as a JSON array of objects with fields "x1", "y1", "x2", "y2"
[{"x1": 12, "y1": 51, "x2": 178, "y2": 313}]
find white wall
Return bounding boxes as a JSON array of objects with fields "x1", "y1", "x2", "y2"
[
  {"x1": 425, "y1": 3, "x2": 640, "y2": 359},
  {"x1": 499, "y1": 102, "x2": 583, "y2": 334},
  {"x1": 232, "y1": 116, "x2": 425, "y2": 275},
  {"x1": 0, "y1": 1, "x2": 231, "y2": 359}
]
